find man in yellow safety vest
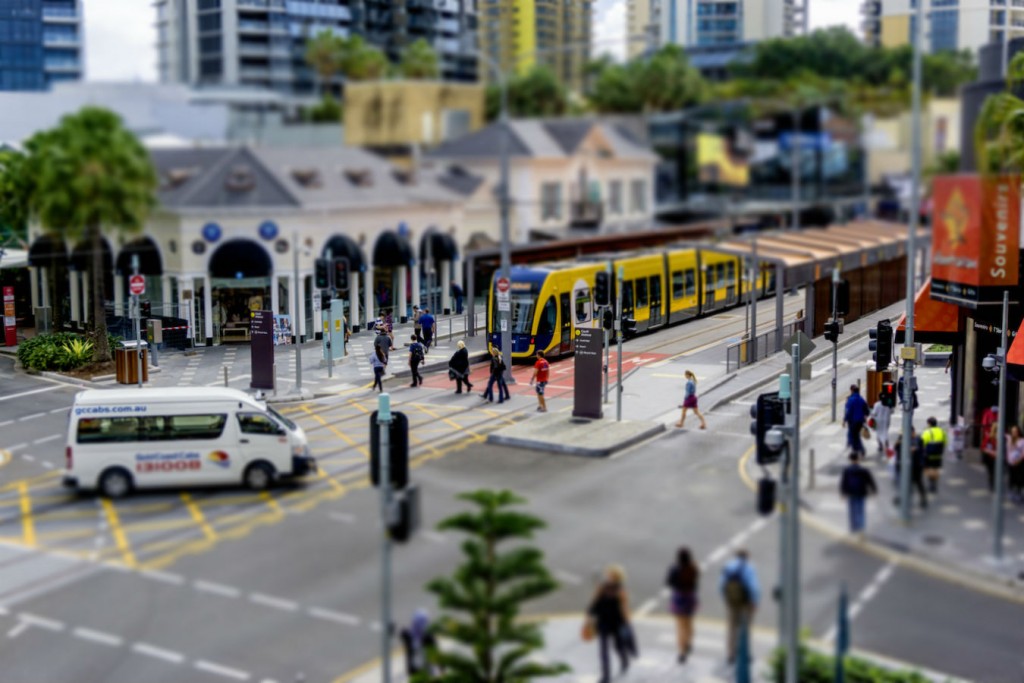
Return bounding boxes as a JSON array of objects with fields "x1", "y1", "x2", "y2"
[{"x1": 921, "y1": 416, "x2": 947, "y2": 494}]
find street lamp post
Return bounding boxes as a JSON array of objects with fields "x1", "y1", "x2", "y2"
[{"x1": 293, "y1": 231, "x2": 303, "y2": 394}]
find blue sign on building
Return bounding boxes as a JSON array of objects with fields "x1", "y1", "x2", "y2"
[
  {"x1": 202, "y1": 222, "x2": 222, "y2": 242},
  {"x1": 258, "y1": 221, "x2": 279, "y2": 240}
]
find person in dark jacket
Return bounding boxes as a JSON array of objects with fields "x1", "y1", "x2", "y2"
[
  {"x1": 588, "y1": 565, "x2": 636, "y2": 683},
  {"x1": 839, "y1": 453, "x2": 878, "y2": 533},
  {"x1": 481, "y1": 348, "x2": 506, "y2": 403},
  {"x1": 408, "y1": 335, "x2": 425, "y2": 388},
  {"x1": 894, "y1": 426, "x2": 928, "y2": 509},
  {"x1": 666, "y1": 547, "x2": 700, "y2": 663},
  {"x1": 448, "y1": 340, "x2": 473, "y2": 394},
  {"x1": 843, "y1": 384, "x2": 869, "y2": 457},
  {"x1": 400, "y1": 609, "x2": 438, "y2": 676}
]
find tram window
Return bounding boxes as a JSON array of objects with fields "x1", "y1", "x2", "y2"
[
  {"x1": 622, "y1": 281, "x2": 634, "y2": 310},
  {"x1": 636, "y1": 278, "x2": 648, "y2": 308},
  {"x1": 716, "y1": 263, "x2": 726, "y2": 288},
  {"x1": 685, "y1": 270, "x2": 696, "y2": 296},
  {"x1": 537, "y1": 297, "x2": 557, "y2": 336},
  {"x1": 672, "y1": 271, "x2": 684, "y2": 299},
  {"x1": 727, "y1": 262, "x2": 735, "y2": 284},
  {"x1": 705, "y1": 267, "x2": 715, "y2": 291}
]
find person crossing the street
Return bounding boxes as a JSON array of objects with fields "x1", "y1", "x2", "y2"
[
  {"x1": 720, "y1": 549, "x2": 759, "y2": 665},
  {"x1": 412, "y1": 305, "x2": 423, "y2": 342},
  {"x1": 420, "y1": 308, "x2": 436, "y2": 351},
  {"x1": 675, "y1": 370, "x2": 707, "y2": 430},
  {"x1": 408, "y1": 334, "x2": 425, "y2": 388},
  {"x1": 894, "y1": 426, "x2": 928, "y2": 509},
  {"x1": 840, "y1": 453, "x2": 878, "y2": 535},
  {"x1": 481, "y1": 347, "x2": 507, "y2": 403},
  {"x1": 870, "y1": 391, "x2": 892, "y2": 460},
  {"x1": 843, "y1": 384, "x2": 869, "y2": 457},
  {"x1": 921, "y1": 416, "x2": 947, "y2": 494}
]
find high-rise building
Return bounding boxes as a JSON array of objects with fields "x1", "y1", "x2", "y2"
[
  {"x1": 156, "y1": 0, "x2": 478, "y2": 96},
  {"x1": 648, "y1": 0, "x2": 802, "y2": 49},
  {"x1": 0, "y1": 0, "x2": 82, "y2": 91},
  {"x1": 876, "y1": 0, "x2": 1023, "y2": 55},
  {"x1": 626, "y1": 0, "x2": 651, "y2": 59},
  {"x1": 477, "y1": 0, "x2": 591, "y2": 93}
]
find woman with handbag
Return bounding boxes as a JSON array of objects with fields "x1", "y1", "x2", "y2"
[
  {"x1": 870, "y1": 394, "x2": 892, "y2": 460},
  {"x1": 666, "y1": 547, "x2": 700, "y2": 663},
  {"x1": 587, "y1": 565, "x2": 636, "y2": 683},
  {"x1": 448, "y1": 340, "x2": 473, "y2": 394}
]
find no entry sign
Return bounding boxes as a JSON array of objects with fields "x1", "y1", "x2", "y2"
[
  {"x1": 129, "y1": 275, "x2": 146, "y2": 296},
  {"x1": 496, "y1": 277, "x2": 510, "y2": 312}
]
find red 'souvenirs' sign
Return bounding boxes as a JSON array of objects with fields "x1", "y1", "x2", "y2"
[{"x1": 931, "y1": 174, "x2": 1020, "y2": 307}]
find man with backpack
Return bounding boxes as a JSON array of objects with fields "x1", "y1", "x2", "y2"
[
  {"x1": 921, "y1": 416, "x2": 947, "y2": 494},
  {"x1": 839, "y1": 453, "x2": 878, "y2": 534},
  {"x1": 408, "y1": 334, "x2": 425, "y2": 388},
  {"x1": 719, "y1": 549, "x2": 759, "y2": 665}
]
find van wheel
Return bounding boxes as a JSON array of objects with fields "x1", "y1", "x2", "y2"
[
  {"x1": 99, "y1": 468, "x2": 133, "y2": 499},
  {"x1": 243, "y1": 462, "x2": 274, "y2": 491}
]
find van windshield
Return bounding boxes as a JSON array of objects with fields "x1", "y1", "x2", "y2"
[{"x1": 267, "y1": 406, "x2": 297, "y2": 431}]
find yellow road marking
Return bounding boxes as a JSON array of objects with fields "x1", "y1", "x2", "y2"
[
  {"x1": 411, "y1": 403, "x2": 478, "y2": 437},
  {"x1": 0, "y1": 449, "x2": 10, "y2": 469},
  {"x1": 317, "y1": 468, "x2": 349, "y2": 494},
  {"x1": 0, "y1": 471, "x2": 61, "y2": 493},
  {"x1": 100, "y1": 499, "x2": 137, "y2": 569},
  {"x1": 193, "y1": 494, "x2": 264, "y2": 508},
  {"x1": 121, "y1": 518, "x2": 200, "y2": 534},
  {"x1": 18, "y1": 483, "x2": 35, "y2": 547},
  {"x1": 259, "y1": 491, "x2": 284, "y2": 516},
  {"x1": 180, "y1": 493, "x2": 217, "y2": 542}
]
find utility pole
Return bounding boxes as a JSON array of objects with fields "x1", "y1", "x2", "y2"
[
  {"x1": 777, "y1": 372, "x2": 791, "y2": 653},
  {"x1": 900, "y1": 0, "x2": 924, "y2": 525},
  {"x1": 616, "y1": 265, "x2": 624, "y2": 422},
  {"x1": 786, "y1": 342, "x2": 802, "y2": 683},
  {"x1": 750, "y1": 239, "x2": 758, "y2": 365},
  {"x1": 993, "y1": 291, "x2": 1009, "y2": 560},
  {"x1": 293, "y1": 231, "x2": 303, "y2": 393},
  {"x1": 377, "y1": 393, "x2": 393, "y2": 683},
  {"x1": 497, "y1": 66, "x2": 514, "y2": 385},
  {"x1": 830, "y1": 268, "x2": 840, "y2": 422},
  {"x1": 604, "y1": 264, "x2": 611, "y2": 404},
  {"x1": 132, "y1": 254, "x2": 142, "y2": 389},
  {"x1": 326, "y1": 249, "x2": 333, "y2": 380}
]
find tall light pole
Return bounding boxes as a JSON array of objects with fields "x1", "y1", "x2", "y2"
[
  {"x1": 293, "y1": 231, "x2": 303, "y2": 394},
  {"x1": 899, "y1": 0, "x2": 924, "y2": 524},
  {"x1": 993, "y1": 291, "x2": 1010, "y2": 559}
]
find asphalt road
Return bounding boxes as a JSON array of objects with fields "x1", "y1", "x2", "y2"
[{"x1": 1, "y1": 296, "x2": 1021, "y2": 683}]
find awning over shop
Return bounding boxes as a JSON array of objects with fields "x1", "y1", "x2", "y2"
[
  {"x1": 27, "y1": 234, "x2": 67, "y2": 267},
  {"x1": 372, "y1": 231, "x2": 413, "y2": 268},
  {"x1": 322, "y1": 234, "x2": 365, "y2": 273},
  {"x1": 895, "y1": 277, "x2": 961, "y2": 345},
  {"x1": 0, "y1": 248, "x2": 28, "y2": 269},
  {"x1": 116, "y1": 236, "x2": 163, "y2": 275}
]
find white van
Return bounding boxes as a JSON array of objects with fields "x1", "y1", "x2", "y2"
[{"x1": 64, "y1": 388, "x2": 315, "y2": 498}]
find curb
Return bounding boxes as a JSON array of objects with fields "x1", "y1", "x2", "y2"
[{"x1": 486, "y1": 422, "x2": 666, "y2": 458}]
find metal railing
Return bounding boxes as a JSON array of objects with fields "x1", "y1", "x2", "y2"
[{"x1": 725, "y1": 320, "x2": 798, "y2": 373}]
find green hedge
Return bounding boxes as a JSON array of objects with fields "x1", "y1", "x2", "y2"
[
  {"x1": 770, "y1": 646, "x2": 932, "y2": 683},
  {"x1": 17, "y1": 332, "x2": 121, "y2": 372}
]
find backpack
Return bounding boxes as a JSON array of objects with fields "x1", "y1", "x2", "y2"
[
  {"x1": 411, "y1": 344, "x2": 424, "y2": 363},
  {"x1": 723, "y1": 566, "x2": 749, "y2": 608}
]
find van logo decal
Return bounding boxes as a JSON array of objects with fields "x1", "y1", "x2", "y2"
[{"x1": 208, "y1": 451, "x2": 231, "y2": 468}]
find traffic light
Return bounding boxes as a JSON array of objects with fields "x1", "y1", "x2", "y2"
[
  {"x1": 315, "y1": 258, "x2": 331, "y2": 290},
  {"x1": 824, "y1": 319, "x2": 840, "y2": 343},
  {"x1": 388, "y1": 484, "x2": 420, "y2": 543},
  {"x1": 602, "y1": 308, "x2": 614, "y2": 330},
  {"x1": 868, "y1": 320, "x2": 893, "y2": 371},
  {"x1": 621, "y1": 316, "x2": 637, "y2": 336},
  {"x1": 880, "y1": 381, "x2": 896, "y2": 408},
  {"x1": 333, "y1": 257, "x2": 349, "y2": 293},
  {"x1": 750, "y1": 391, "x2": 787, "y2": 466},
  {"x1": 594, "y1": 271, "x2": 610, "y2": 307},
  {"x1": 757, "y1": 477, "x2": 777, "y2": 516},
  {"x1": 833, "y1": 279, "x2": 850, "y2": 316},
  {"x1": 369, "y1": 411, "x2": 409, "y2": 489}
]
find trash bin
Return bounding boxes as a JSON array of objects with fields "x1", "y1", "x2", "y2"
[{"x1": 116, "y1": 340, "x2": 149, "y2": 385}]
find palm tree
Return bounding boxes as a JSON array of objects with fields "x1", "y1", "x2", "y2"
[
  {"x1": 23, "y1": 108, "x2": 157, "y2": 362},
  {"x1": 975, "y1": 52, "x2": 1024, "y2": 173},
  {"x1": 304, "y1": 29, "x2": 343, "y2": 96},
  {"x1": 399, "y1": 38, "x2": 440, "y2": 79},
  {"x1": 338, "y1": 36, "x2": 389, "y2": 81}
]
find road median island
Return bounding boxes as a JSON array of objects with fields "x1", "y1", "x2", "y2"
[{"x1": 486, "y1": 412, "x2": 665, "y2": 458}]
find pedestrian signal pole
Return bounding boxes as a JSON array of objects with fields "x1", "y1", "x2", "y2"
[
  {"x1": 830, "y1": 268, "x2": 840, "y2": 422},
  {"x1": 616, "y1": 265, "x2": 624, "y2": 422},
  {"x1": 993, "y1": 290, "x2": 1009, "y2": 560},
  {"x1": 132, "y1": 254, "x2": 142, "y2": 388},
  {"x1": 377, "y1": 393, "x2": 393, "y2": 683},
  {"x1": 785, "y1": 342, "x2": 802, "y2": 683},
  {"x1": 605, "y1": 264, "x2": 611, "y2": 403}
]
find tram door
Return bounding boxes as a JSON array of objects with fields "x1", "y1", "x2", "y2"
[
  {"x1": 559, "y1": 292, "x2": 572, "y2": 355},
  {"x1": 649, "y1": 276, "x2": 663, "y2": 327}
]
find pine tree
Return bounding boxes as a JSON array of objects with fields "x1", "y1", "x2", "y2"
[{"x1": 425, "y1": 490, "x2": 569, "y2": 682}]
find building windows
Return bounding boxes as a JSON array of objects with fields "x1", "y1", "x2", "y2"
[
  {"x1": 200, "y1": 35, "x2": 222, "y2": 55},
  {"x1": 198, "y1": 13, "x2": 222, "y2": 33},
  {"x1": 608, "y1": 180, "x2": 623, "y2": 215},
  {"x1": 932, "y1": 10, "x2": 958, "y2": 51},
  {"x1": 629, "y1": 179, "x2": 647, "y2": 214},
  {"x1": 541, "y1": 182, "x2": 563, "y2": 220}
]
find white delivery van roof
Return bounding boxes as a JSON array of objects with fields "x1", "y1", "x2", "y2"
[{"x1": 73, "y1": 387, "x2": 263, "y2": 409}]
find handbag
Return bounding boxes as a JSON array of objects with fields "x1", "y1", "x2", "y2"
[
  {"x1": 619, "y1": 623, "x2": 639, "y2": 656},
  {"x1": 867, "y1": 417, "x2": 876, "y2": 429},
  {"x1": 861, "y1": 426, "x2": 871, "y2": 440},
  {"x1": 581, "y1": 617, "x2": 596, "y2": 642}
]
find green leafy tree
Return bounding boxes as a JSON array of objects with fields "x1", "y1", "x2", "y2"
[
  {"x1": 304, "y1": 29, "x2": 344, "y2": 95},
  {"x1": 586, "y1": 46, "x2": 706, "y2": 113},
  {"x1": 337, "y1": 35, "x2": 389, "y2": 81},
  {"x1": 975, "y1": 52, "x2": 1024, "y2": 173},
  {"x1": 425, "y1": 490, "x2": 569, "y2": 682},
  {"x1": 400, "y1": 38, "x2": 440, "y2": 80},
  {"x1": 0, "y1": 148, "x2": 30, "y2": 245},
  {"x1": 305, "y1": 93, "x2": 343, "y2": 123},
  {"x1": 23, "y1": 107, "x2": 157, "y2": 362},
  {"x1": 486, "y1": 66, "x2": 569, "y2": 120}
]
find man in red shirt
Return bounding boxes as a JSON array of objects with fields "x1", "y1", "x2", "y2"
[{"x1": 530, "y1": 350, "x2": 550, "y2": 413}]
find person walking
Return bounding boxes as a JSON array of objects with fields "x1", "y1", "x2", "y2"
[
  {"x1": 894, "y1": 426, "x2": 928, "y2": 509},
  {"x1": 840, "y1": 453, "x2": 878, "y2": 534},
  {"x1": 675, "y1": 370, "x2": 707, "y2": 430},
  {"x1": 374, "y1": 322, "x2": 392, "y2": 365},
  {"x1": 481, "y1": 347, "x2": 506, "y2": 403},
  {"x1": 720, "y1": 549, "x2": 759, "y2": 665},
  {"x1": 420, "y1": 308, "x2": 436, "y2": 351},
  {"x1": 451, "y1": 280, "x2": 465, "y2": 315},
  {"x1": 400, "y1": 609, "x2": 439, "y2": 677},
  {"x1": 666, "y1": 547, "x2": 700, "y2": 663},
  {"x1": 530, "y1": 350, "x2": 550, "y2": 413},
  {"x1": 448, "y1": 340, "x2": 473, "y2": 394},
  {"x1": 1005, "y1": 424, "x2": 1024, "y2": 503},
  {"x1": 587, "y1": 565, "x2": 636, "y2": 683},
  {"x1": 870, "y1": 392, "x2": 892, "y2": 460},
  {"x1": 843, "y1": 384, "x2": 869, "y2": 457},
  {"x1": 921, "y1": 417, "x2": 947, "y2": 494},
  {"x1": 412, "y1": 305, "x2": 423, "y2": 342},
  {"x1": 370, "y1": 347, "x2": 386, "y2": 393},
  {"x1": 408, "y1": 334, "x2": 425, "y2": 388},
  {"x1": 981, "y1": 405, "x2": 999, "y2": 491}
]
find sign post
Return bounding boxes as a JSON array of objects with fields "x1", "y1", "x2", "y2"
[
  {"x1": 496, "y1": 276, "x2": 513, "y2": 383},
  {"x1": 130, "y1": 259, "x2": 144, "y2": 388},
  {"x1": 572, "y1": 327, "x2": 603, "y2": 419},
  {"x1": 250, "y1": 310, "x2": 275, "y2": 390},
  {"x1": 2, "y1": 286, "x2": 16, "y2": 347},
  {"x1": 616, "y1": 266, "x2": 624, "y2": 422}
]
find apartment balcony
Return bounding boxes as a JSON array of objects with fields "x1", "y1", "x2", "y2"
[
  {"x1": 41, "y1": 5, "x2": 79, "y2": 23},
  {"x1": 569, "y1": 200, "x2": 603, "y2": 229},
  {"x1": 44, "y1": 58, "x2": 81, "y2": 73},
  {"x1": 238, "y1": 20, "x2": 271, "y2": 33},
  {"x1": 238, "y1": 0, "x2": 286, "y2": 10},
  {"x1": 239, "y1": 42, "x2": 270, "y2": 57},
  {"x1": 240, "y1": 65, "x2": 272, "y2": 79},
  {"x1": 42, "y1": 33, "x2": 80, "y2": 47}
]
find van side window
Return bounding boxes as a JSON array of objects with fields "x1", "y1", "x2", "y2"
[
  {"x1": 77, "y1": 417, "x2": 139, "y2": 443},
  {"x1": 238, "y1": 413, "x2": 282, "y2": 435},
  {"x1": 168, "y1": 414, "x2": 227, "y2": 439},
  {"x1": 77, "y1": 414, "x2": 227, "y2": 443}
]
